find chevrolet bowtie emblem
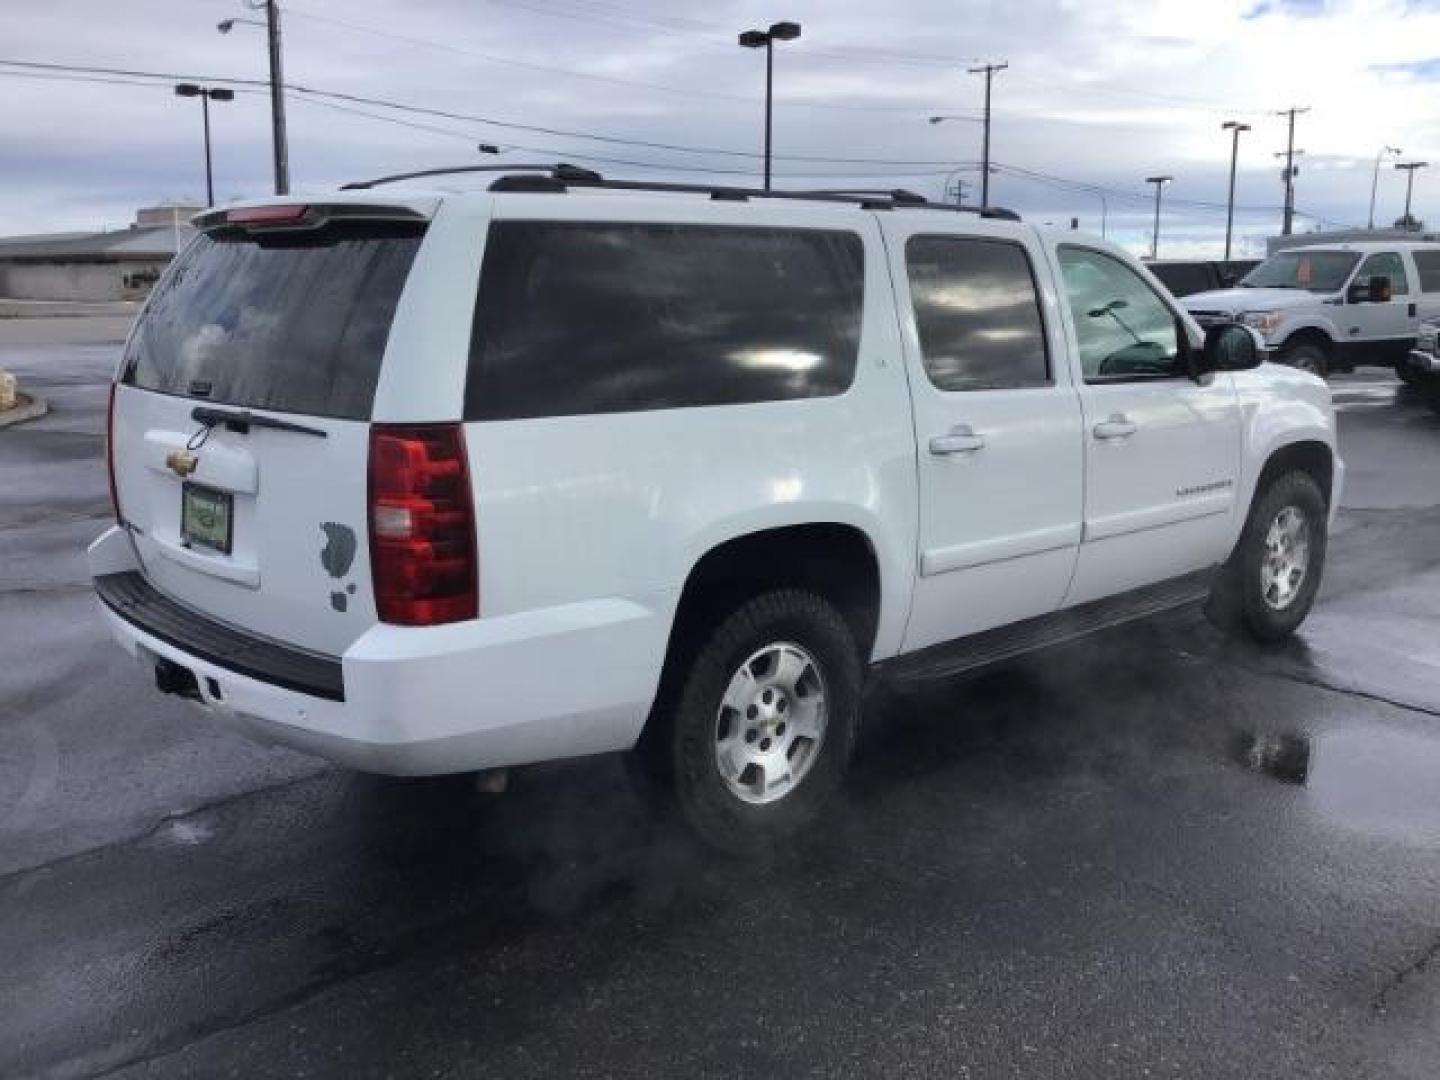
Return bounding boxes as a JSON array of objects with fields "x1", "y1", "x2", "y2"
[{"x1": 166, "y1": 450, "x2": 199, "y2": 478}]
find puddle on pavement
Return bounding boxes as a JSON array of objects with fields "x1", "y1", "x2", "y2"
[{"x1": 1235, "y1": 727, "x2": 1440, "y2": 845}]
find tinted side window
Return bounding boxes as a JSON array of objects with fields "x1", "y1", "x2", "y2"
[
  {"x1": 1355, "y1": 252, "x2": 1409, "y2": 295},
  {"x1": 466, "y1": 222, "x2": 864, "y2": 420},
  {"x1": 905, "y1": 236, "x2": 1048, "y2": 391},
  {"x1": 1414, "y1": 250, "x2": 1440, "y2": 294},
  {"x1": 1058, "y1": 247, "x2": 1182, "y2": 382}
]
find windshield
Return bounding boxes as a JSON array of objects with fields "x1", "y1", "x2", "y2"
[{"x1": 1239, "y1": 250, "x2": 1360, "y2": 292}]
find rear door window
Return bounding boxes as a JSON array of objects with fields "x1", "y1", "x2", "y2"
[
  {"x1": 122, "y1": 221, "x2": 424, "y2": 419},
  {"x1": 466, "y1": 221, "x2": 865, "y2": 420},
  {"x1": 905, "y1": 236, "x2": 1049, "y2": 391},
  {"x1": 1411, "y1": 250, "x2": 1440, "y2": 294}
]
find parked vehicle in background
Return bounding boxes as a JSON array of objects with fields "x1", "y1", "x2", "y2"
[
  {"x1": 1180, "y1": 242, "x2": 1440, "y2": 377},
  {"x1": 1146, "y1": 258, "x2": 1260, "y2": 298},
  {"x1": 1404, "y1": 317, "x2": 1440, "y2": 414},
  {"x1": 90, "y1": 167, "x2": 1343, "y2": 853}
]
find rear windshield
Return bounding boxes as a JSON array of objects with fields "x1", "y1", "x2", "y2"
[{"x1": 122, "y1": 221, "x2": 424, "y2": 419}]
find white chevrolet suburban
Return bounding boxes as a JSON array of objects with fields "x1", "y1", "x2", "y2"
[
  {"x1": 90, "y1": 166, "x2": 1343, "y2": 852},
  {"x1": 1181, "y1": 241, "x2": 1440, "y2": 378}
]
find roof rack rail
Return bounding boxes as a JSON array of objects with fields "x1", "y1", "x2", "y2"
[
  {"x1": 340, "y1": 162, "x2": 601, "y2": 191},
  {"x1": 339, "y1": 162, "x2": 1023, "y2": 219}
]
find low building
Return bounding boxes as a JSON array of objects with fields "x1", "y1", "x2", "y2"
[
  {"x1": 0, "y1": 204, "x2": 202, "y2": 302},
  {"x1": 1267, "y1": 226, "x2": 1439, "y2": 255}
]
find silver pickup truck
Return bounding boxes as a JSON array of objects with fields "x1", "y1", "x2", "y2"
[{"x1": 1181, "y1": 242, "x2": 1440, "y2": 378}]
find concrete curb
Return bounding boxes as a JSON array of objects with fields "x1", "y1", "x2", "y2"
[{"x1": 0, "y1": 393, "x2": 50, "y2": 429}]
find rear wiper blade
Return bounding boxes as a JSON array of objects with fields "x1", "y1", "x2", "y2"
[{"x1": 190, "y1": 405, "x2": 327, "y2": 438}]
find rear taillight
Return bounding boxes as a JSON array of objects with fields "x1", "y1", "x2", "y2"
[
  {"x1": 367, "y1": 423, "x2": 478, "y2": 625},
  {"x1": 106, "y1": 382, "x2": 121, "y2": 523}
]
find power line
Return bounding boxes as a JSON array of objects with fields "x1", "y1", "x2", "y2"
[
  {"x1": 0, "y1": 58, "x2": 978, "y2": 166},
  {"x1": 283, "y1": 8, "x2": 966, "y2": 114},
  {"x1": 291, "y1": 93, "x2": 964, "y2": 178}
]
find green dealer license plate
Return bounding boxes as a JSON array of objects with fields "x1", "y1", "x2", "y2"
[{"x1": 181, "y1": 483, "x2": 233, "y2": 555}]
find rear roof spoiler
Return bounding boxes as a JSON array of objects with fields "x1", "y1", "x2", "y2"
[{"x1": 193, "y1": 203, "x2": 429, "y2": 234}]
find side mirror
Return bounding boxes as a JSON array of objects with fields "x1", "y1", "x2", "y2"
[
  {"x1": 1348, "y1": 275, "x2": 1392, "y2": 304},
  {"x1": 1193, "y1": 322, "x2": 1262, "y2": 378}
]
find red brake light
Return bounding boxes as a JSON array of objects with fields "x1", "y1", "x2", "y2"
[
  {"x1": 227, "y1": 204, "x2": 309, "y2": 225},
  {"x1": 368, "y1": 423, "x2": 477, "y2": 625},
  {"x1": 106, "y1": 382, "x2": 121, "y2": 523}
]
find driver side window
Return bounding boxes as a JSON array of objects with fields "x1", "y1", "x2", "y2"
[
  {"x1": 1353, "y1": 252, "x2": 1408, "y2": 296},
  {"x1": 1058, "y1": 247, "x2": 1182, "y2": 382}
]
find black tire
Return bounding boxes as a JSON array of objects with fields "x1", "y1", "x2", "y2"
[
  {"x1": 1395, "y1": 360, "x2": 1421, "y2": 387},
  {"x1": 1220, "y1": 471, "x2": 1328, "y2": 642},
  {"x1": 655, "y1": 589, "x2": 863, "y2": 856},
  {"x1": 1280, "y1": 342, "x2": 1329, "y2": 379}
]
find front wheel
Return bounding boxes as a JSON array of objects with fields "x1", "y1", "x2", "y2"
[
  {"x1": 1280, "y1": 342, "x2": 1329, "y2": 379},
  {"x1": 1225, "y1": 471, "x2": 1329, "y2": 642},
  {"x1": 662, "y1": 589, "x2": 863, "y2": 855}
]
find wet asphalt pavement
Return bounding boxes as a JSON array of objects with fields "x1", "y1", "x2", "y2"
[{"x1": 2, "y1": 319, "x2": 1439, "y2": 1079}]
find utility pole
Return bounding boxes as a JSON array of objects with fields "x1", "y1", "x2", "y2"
[
  {"x1": 1222, "y1": 121, "x2": 1250, "y2": 261},
  {"x1": 1145, "y1": 175, "x2": 1172, "y2": 259},
  {"x1": 218, "y1": 3, "x2": 290, "y2": 195},
  {"x1": 1395, "y1": 161, "x2": 1429, "y2": 230},
  {"x1": 967, "y1": 62, "x2": 1007, "y2": 209},
  {"x1": 1369, "y1": 145, "x2": 1402, "y2": 229},
  {"x1": 265, "y1": 0, "x2": 290, "y2": 194},
  {"x1": 1275, "y1": 106, "x2": 1309, "y2": 236}
]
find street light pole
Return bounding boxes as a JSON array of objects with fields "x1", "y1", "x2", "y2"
[
  {"x1": 1369, "y1": 145, "x2": 1402, "y2": 230},
  {"x1": 1145, "y1": 175, "x2": 1172, "y2": 259},
  {"x1": 738, "y1": 21, "x2": 801, "y2": 192},
  {"x1": 218, "y1": 3, "x2": 290, "y2": 195},
  {"x1": 967, "y1": 61, "x2": 1007, "y2": 209},
  {"x1": 1222, "y1": 120, "x2": 1250, "y2": 261},
  {"x1": 1395, "y1": 161, "x2": 1429, "y2": 230},
  {"x1": 174, "y1": 83, "x2": 235, "y2": 208}
]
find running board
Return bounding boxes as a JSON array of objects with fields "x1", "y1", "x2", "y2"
[{"x1": 882, "y1": 569, "x2": 1215, "y2": 685}]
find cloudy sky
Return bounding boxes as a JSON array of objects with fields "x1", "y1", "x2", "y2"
[{"x1": 4, "y1": 0, "x2": 1439, "y2": 256}]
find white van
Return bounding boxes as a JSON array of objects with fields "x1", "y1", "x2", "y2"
[
  {"x1": 1181, "y1": 241, "x2": 1440, "y2": 377},
  {"x1": 91, "y1": 166, "x2": 1341, "y2": 851}
]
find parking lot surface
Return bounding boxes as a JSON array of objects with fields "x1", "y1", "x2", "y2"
[{"x1": 3, "y1": 318, "x2": 1439, "y2": 1078}]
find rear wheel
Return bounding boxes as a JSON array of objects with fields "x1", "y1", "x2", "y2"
[
  {"x1": 1395, "y1": 360, "x2": 1421, "y2": 387},
  {"x1": 1223, "y1": 471, "x2": 1328, "y2": 642},
  {"x1": 1280, "y1": 342, "x2": 1329, "y2": 379},
  {"x1": 654, "y1": 589, "x2": 863, "y2": 855}
]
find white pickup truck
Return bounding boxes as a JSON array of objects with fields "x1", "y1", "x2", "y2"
[
  {"x1": 1181, "y1": 241, "x2": 1440, "y2": 378},
  {"x1": 90, "y1": 167, "x2": 1342, "y2": 852}
]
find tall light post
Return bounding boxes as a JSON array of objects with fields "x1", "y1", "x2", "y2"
[
  {"x1": 1222, "y1": 121, "x2": 1250, "y2": 261},
  {"x1": 1395, "y1": 161, "x2": 1429, "y2": 230},
  {"x1": 737, "y1": 20, "x2": 801, "y2": 192},
  {"x1": 966, "y1": 62, "x2": 1007, "y2": 208},
  {"x1": 1145, "y1": 175, "x2": 1172, "y2": 259},
  {"x1": 1368, "y1": 145, "x2": 1402, "y2": 229},
  {"x1": 174, "y1": 83, "x2": 234, "y2": 207},
  {"x1": 218, "y1": 1, "x2": 290, "y2": 195}
]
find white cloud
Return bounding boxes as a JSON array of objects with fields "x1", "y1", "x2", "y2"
[{"x1": 2, "y1": 0, "x2": 1438, "y2": 254}]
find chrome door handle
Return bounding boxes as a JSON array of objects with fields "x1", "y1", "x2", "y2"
[
  {"x1": 1093, "y1": 414, "x2": 1138, "y2": 440},
  {"x1": 929, "y1": 425, "x2": 986, "y2": 456}
]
